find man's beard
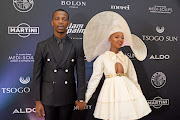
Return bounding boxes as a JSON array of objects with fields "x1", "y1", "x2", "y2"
[
  {"x1": 58, "y1": 31, "x2": 65, "y2": 33},
  {"x1": 57, "y1": 29, "x2": 67, "y2": 34}
]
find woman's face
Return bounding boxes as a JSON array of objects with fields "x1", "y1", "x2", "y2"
[{"x1": 109, "y1": 32, "x2": 124, "y2": 49}]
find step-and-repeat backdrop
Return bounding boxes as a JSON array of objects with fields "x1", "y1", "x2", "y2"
[{"x1": 0, "y1": 0, "x2": 180, "y2": 120}]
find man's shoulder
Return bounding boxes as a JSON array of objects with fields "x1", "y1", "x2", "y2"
[{"x1": 37, "y1": 36, "x2": 52, "y2": 46}]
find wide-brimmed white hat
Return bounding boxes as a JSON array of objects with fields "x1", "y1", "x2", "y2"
[{"x1": 83, "y1": 11, "x2": 147, "y2": 62}]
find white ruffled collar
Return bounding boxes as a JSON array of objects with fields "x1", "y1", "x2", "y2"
[{"x1": 105, "y1": 51, "x2": 125, "y2": 62}]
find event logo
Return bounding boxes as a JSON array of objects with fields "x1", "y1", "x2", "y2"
[
  {"x1": 13, "y1": 107, "x2": 36, "y2": 114},
  {"x1": 148, "y1": 5, "x2": 173, "y2": 14},
  {"x1": 110, "y1": 5, "x2": 130, "y2": 10},
  {"x1": 8, "y1": 23, "x2": 39, "y2": 38},
  {"x1": 147, "y1": 96, "x2": 169, "y2": 109},
  {"x1": 13, "y1": 0, "x2": 34, "y2": 13},
  {"x1": 61, "y1": 1, "x2": 86, "y2": 8},
  {"x1": 151, "y1": 72, "x2": 166, "y2": 88},
  {"x1": 74, "y1": 105, "x2": 92, "y2": 110},
  {"x1": 8, "y1": 53, "x2": 34, "y2": 63},
  {"x1": 67, "y1": 23, "x2": 85, "y2": 34},
  {"x1": 156, "y1": 26, "x2": 165, "y2": 34},
  {"x1": 19, "y1": 76, "x2": 31, "y2": 84},
  {"x1": 149, "y1": 54, "x2": 170, "y2": 60},
  {"x1": 142, "y1": 26, "x2": 178, "y2": 42}
]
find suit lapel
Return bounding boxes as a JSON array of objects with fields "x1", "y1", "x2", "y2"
[
  {"x1": 56, "y1": 36, "x2": 73, "y2": 68},
  {"x1": 48, "y1": 36, "x2": 61, "y2": 63}
]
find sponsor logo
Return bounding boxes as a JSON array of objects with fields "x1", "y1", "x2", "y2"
[
  {"x1": 67, "y1": 23, "x2": 85, "y2": 34},
  {"x1": 73, "y1": 105, "x2": 92, "y2": 110},
  {"x1": 61, "y1": 1, "x2": 86, "y2": 8},
  {"x1": 8, "y1": 23, "x2": 39, "y2": 38},
  {"x1": 1, "y1": 87, "x2": 31, "y2": 93},
  {"x1": 19, "y1": 76, "x2": 31, "y2": 84},
  {"x1": 151, "y1": 72, "x2": 166, "y2": 88},
  {"x1": 13, "y1": 108, "x2": 36, "y2": 114},
  {"x1": 13, "y1": 0, "x2": 34, "y2": 12},
  {"x1": 110, "y1": 5, "x2": 130, "y2": 10},
  {"x1": 67, "y1": 23, "x2": 85, "y2": 40},
  {"x1": 156, "y1": 26, "x2": 165, "y2": 33},
  {"x1": 142, "y1": 35, "x2": 178, "y2": 41},
  {"x1": 142, "y1": 26, "x2": 178, "y2": 42},
  {"x1": 148, "y1": 5, "x2": 173, "y2": 14},
  {"x1": 124, "y1": 52, "x2": 136, "y2": 60},
  {"x1": 8, "y1": 53, "x2": 34, "y2": 63},
  {"x1": 149, "y1": 55, "x2": 170, "y2": 60},
  {"x1": 147, "y1": 96, "x2": 169, "y2": 109},
  {"x1": 1, "y1": 76, "x2": 31, "y2": 94},
  {"x1": 70, "y1": 37, "x2": 83, "y2": 40}
]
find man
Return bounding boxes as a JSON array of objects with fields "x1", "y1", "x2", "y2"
[{"x1": 33, "y1": 9, "x2": 86, "y2": 120}]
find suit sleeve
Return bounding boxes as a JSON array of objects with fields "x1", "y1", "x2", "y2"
[
  {"x1": 127, "y1": 58, "x2": 142, "y2": 93},
  {"x1": 85, "y1": 56, "x2": 104, "y2": 103},
  {"x1": 75, "y1": 41, "x2": 86, "y2": 101},
  {"x1": 33, "y1": 43, "x2": 44, "y2": 101}
]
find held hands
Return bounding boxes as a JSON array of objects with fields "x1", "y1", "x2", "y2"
[
  {"x1": 35, "y1": 101, "x2": 45, "y2": 118},
  {"x1": 75, "y1": 100, "x2": 87, "y2": 110}
]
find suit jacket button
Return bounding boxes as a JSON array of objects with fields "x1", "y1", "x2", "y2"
[
  {"x1": 65, "y1": 69, "x2": 68, "y2": 72},
  {"x1": 54, "y1": 69, "x2": 57, "y2": 73},
  {"x1": 53, "y1": 81, "x2": 56, "y2": 84},
  {"x1": 71, "y1": 59, "x2": 74, "y2": 62},
  {"x1": 65, "y1": 81, "x2": 68, "y2": 84},
  {"x1": 47, "y1": 58, "x2": 51, "y2": 62}
]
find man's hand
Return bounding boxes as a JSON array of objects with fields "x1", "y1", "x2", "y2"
[
  {"x1": 75, "y1": 100, "x2": 87, "y2": 110},
  {"x1": 35, "y1": 101, "x2": 45, "y2": 118}
]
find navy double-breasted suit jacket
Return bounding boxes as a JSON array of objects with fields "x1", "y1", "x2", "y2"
[{"x1": 33, "y1": 35, "x2": 86, "y2": 106}]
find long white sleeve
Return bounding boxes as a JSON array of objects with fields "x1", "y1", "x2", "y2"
[
  {"x1": 127, "y1": 58, "x2": 142, "y2": 93},
  {"x1": 85, "y1": 56, "x2": 104, "y2": 103}
]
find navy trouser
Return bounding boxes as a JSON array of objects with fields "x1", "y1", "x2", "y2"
[{"x1": 44, "y1": 104, "x2": 74, "y2": 120}]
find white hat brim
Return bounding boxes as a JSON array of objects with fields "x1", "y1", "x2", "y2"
[{"x1": 83, "y1": 11, "x2": 147, "y2": 62}]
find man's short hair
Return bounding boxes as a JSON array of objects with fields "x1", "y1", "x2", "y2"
[{"x1": 52, "y1": 9, "x2": 69, "y2": 20}]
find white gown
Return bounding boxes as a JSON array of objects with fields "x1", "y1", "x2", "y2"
[{"x1": 85, "y1": 51, "x2": 151, "y2": 120}]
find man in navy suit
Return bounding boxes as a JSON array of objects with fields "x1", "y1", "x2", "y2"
[{"x1": 33, "y1": 9, "x2": 86, "y2": 120}]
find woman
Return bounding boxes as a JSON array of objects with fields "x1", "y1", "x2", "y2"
[{"x1": 83, "y1": 11, "x2": 151, "y2": 120}]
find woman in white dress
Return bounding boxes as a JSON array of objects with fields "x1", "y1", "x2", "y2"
[{"x1": 83, "y1": 11, "x2": 151, "y2": 120}]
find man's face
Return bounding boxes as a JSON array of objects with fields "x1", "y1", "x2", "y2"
[{"x1": 51, "y1": 11, "x2": 70, "y2": 34}]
